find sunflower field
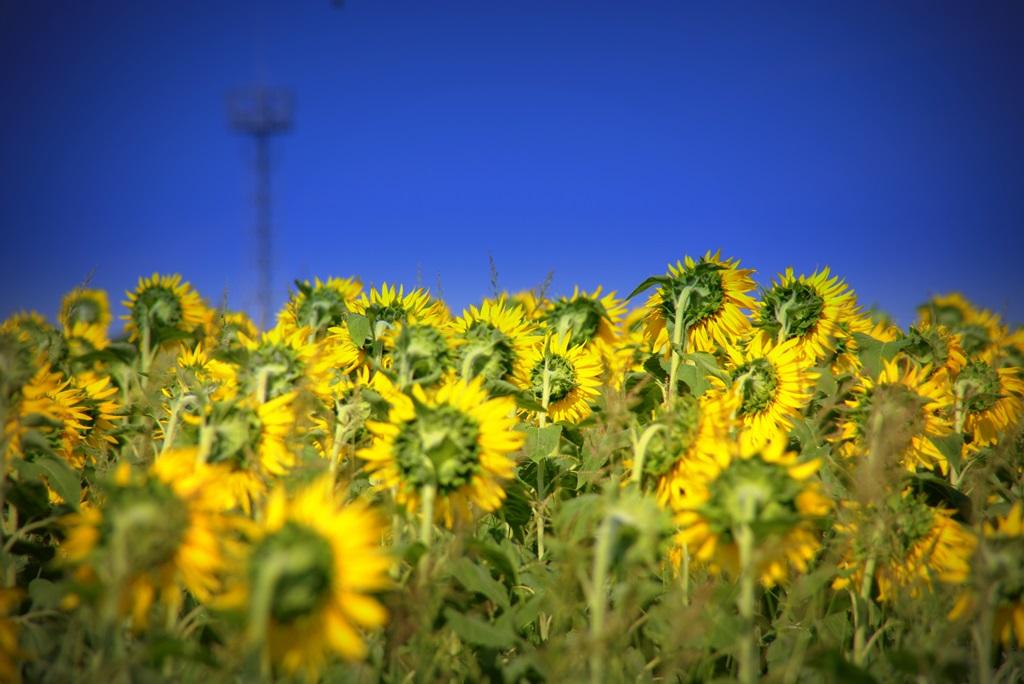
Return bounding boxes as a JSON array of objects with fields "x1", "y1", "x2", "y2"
[{"x1": 1, "y1": 252, "x2": 1022, "y2": 683}]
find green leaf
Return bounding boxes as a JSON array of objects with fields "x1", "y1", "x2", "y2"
[
  {"x1": 346, "y1": 313, "x2": 371, "y2": 347},
  {"x1": 853, "y1": 333, "x2": 909, "y2": 379},
  {"x1": 511, "y1": 591, "x2": 545, "y2": 631},
  {"x1": 450, "y1": 558, "x2": 510, "y2": 610},
  {"x1": 523, "y1": 425, "x2": 561, "y2": 463},
  {"x1": 503, "y1": 654, "x2": 541, "y2": 682},
  {"x1": 28, "y1": 578, "x2": 63, "y2": 609},
  {"x1": 400, "y1": 541, "x2": 428, "y2": 566},
  {"x1": 466, "y1": 537, "x2": 519, "y2": 585},
  {"x1": 561, "y1": 425, "x2": 585, "y2": 449},
  {"x1": 881, "y1": 337, "x2": 910, "y2": 359},
  {"x1": 932, "y1": 432, "x2": 964, "y2": 472},
  {"x1": 72, "y1": 343, "x2": 136, "y2": 366},
  {"x1": 443, "y1": 607, "x2": 515, "y2": 649},
  {"x1": 676, "y1": 363, "x2": 710, "y2": 397},
  {"x1": 682, "y1": 351, "x2": 722, "y2": 374},
  {"x1": 790, "y1": 418, "x2": 821, "y2": 452},
  {"x1": 641, "y1": 354, "x2": 669, "y2": 382},
  {"x1": 786, "y1": 564, "x2": 835, "y2": 604},
  {"x1": 706, "y1": 611, "x2": 743, "y2": 649},
  {"x1": 554, "y1": 494, "x2": 603, "y2": 544},
  {"x1": 487, "y1": 378, "x2": 522, "y2": 396},
  {"x1": 816, "y1": 611, "x2": 851, "y2": 645},
  {"x1": 815, "y1": 365, "x2": 839, "y2": 396},
  {"x1": 626, "y1": 275, "x2": 667, "y2": 301},
  {"x1": 498, "y1": 478, "x2": 533, "y2": 541},
  {"x1": 909, "y1": 472, "x2": 972, "y2": 521},
  {"x1": 807, "y1": 648, "x2": 878, "y2": 684},
  {"x1": 17, "y1": 456, "x2": 80, "y2": 509},
  {"x1": 514, "y1": 392, "x2": 547, "y2": 414}
]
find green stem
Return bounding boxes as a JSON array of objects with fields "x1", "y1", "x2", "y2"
[
  {"x1": 665, "y1": 288, "x2": 692, "y2": 405},
  {"x1": 329, "y1": 403, "x2": 345, "y2": 476},
  {"x1": 460, "y1": 346, "x2": 487, "y2": 381},
  {"x1": 681, "y1": 543, "x2": 691, "y2": 607},
  {"x1": 3, "y1": 507, "x2": 17, "y2": 587},
  {"x1": 161, "y1": 397, "x2": 185, "y2": 454},
  {"x1": 954, "y1": 382, "x2": 966, "y2": 435},
  {"x1": 630, "y1": 424, "x2": 665, "y2": 486},
  {"x1": 539, "y1": 354, "x2": 552, "y2": 428},
  {"x1": 736, "y1": 523, "x2": 758, "y2": 684},
  {"x1": 419, "y1": 483, "x2": 436, "y2": 547},
  {"x1": 536, "y1": 459, "x2": 546, "y2": 560},
  {"x1": 246, "y1": 554, "x2": 288, "y2": 647},
  {"x1": 852, "y1": 555, "x2": 877, "y2": 666},
  {"x1": 196, "y1": 421, "x2": 215, "y2": 463},
  {"x1": 535, "y1": 354, "x2": 553, "y2": 560},
  {"x1": 973, "y1": 584, "x2": 996, "y2": 684},
  {"x1": 417, "y1": 483, "x2": 437, "y2": 590},
  {"x1": 775, "y1": 294, "x2": 796, "y2": 345},
  {"x1": 139, "y1": 322, "x2": 153, "y2": 377},
  {"x1": 256, "y1": 367, "x2": 271, "y2": 404},
  {"x1": 589, "y1": 517, "x2": 614, "y2": 684},
  {"x1": 2, "y1": 515, "x2": 59, "y2": 553}
]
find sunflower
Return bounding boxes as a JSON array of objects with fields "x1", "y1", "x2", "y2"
[
  {"x1": 959, "y1": 309, "x2": 1007, "y2": 361},
  {"x1": 833, "y1": 491, "x2": 975, "y2": 601},
  {"x1": 384, "y1": 320, "x2": 456, "y2": 390},
  {"x1": 6, "y1": 364, "x2": 90, "y2": 463},
  {"x1": 122, "y1": 273, "x2": 207, "y2": 345},
  {"x1": 640, "y1": 390, "x2": 738, "y2": 507},
  {"x1": 60, "y1": 449, "x2": 237, "y2": 626},
  {"x1": 507, "y1": 289, "x2": 547, "y2": 321},
  {"x1": 955, "y1": 360, "x2": 1024, "y2": 447},
  {"x1": 718, "y1": 336, "x2": 817, "y2": 449},
  {"x1": 0, "y1": 311, "x2": 67, "y2": 367},
  {"x1": 672, "y1": 431, "x2": 828, "y2": 585},
  {"x1": 351, "y1": 283, "x2": 450, "y2": 334},
  {"x1": 840, "y1": 360, "x2": 953, "y2": 473},
  {"x1": 754, "y1": 267, "x2": 857, "y2": 363},
  {"x1": 359, "y1": 376, "x2": 524, "y2": 526},
  {"x1": 208, "y1": 310, "x2": 259, "y2": 352},
  {"x1": 220, "y1": 477, "x2": 390, "y2": 677},
  {"x1": 513, "y1": 333, "x2": 603, "y2": 424},
  {"x1": 174, "y1": 342, "x2": 238, "y2": 402},
  {"x1": 316, "y1": 324, "x2": 368, "y2": 399},
  {"x1": 604, "y1": 306, "x2": 652, "y2": 390},
  {"x1": 917, "y1": 293, "x2": 976, "y2": 329},
  {"x1": 1002, "y1": 328, "x2": 1024, "y2": 369},
  {"x1": 59, "y1": 288, "x2": 111, "y2": 336},
  {"x1": 310, "y1": 367, "x2": 374, "y2": 466},
  {"x1": 918, "y1": 293, "x2": 1007, "y2": 359},
  {"x1": 982, "y1": 502, "x2": 1024, "y2": 648},
  {"x1": 277, "y1": 277, "x2": 363, "y2": 339},
  {"x1": 186, "y1": 392, "x2": 297, "y2": 513},
  {"x1": 61, "y1": 289, "x2": 113, "y2": 359},
  {"x1": 827, "y1": 314, "x2": 899, "y2": 376},
  {"x1": 64, "y1": 321, "x2": 110, "y2": 359},
  {"x1": 641, "y1": 251, "x2": 756, "y2": 354},
  {"x1": 901, "y1": 324, "x2": 967, "y2": 378},
  {"x1": 541, "y1": 286, "x2": 626, "y2": 349},
  {"x1": 68, "y1": 371, "x2": 122, "y2": 465},
  {"x1": 949, "y1": 502, "x2": 1024, "y2": 649},
  {"x1": 452, "y1": 298, "x2": 538, "y2": 391},
  {"x1": 235, "y1": 326, "x2": 322, "y2": 403}
]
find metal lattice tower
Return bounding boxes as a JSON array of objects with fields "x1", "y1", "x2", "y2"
[{"x1": 228, "y1": 87, "x2": 293, "y2": 328}]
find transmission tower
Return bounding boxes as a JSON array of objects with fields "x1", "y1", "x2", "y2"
[{"x1": 228, "y1": 87, "x2": 294, "y2": 328}]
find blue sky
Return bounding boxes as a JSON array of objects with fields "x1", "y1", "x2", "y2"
[{"x1": 2, "y1": 0, "x2": 1022, "y2": 329}]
